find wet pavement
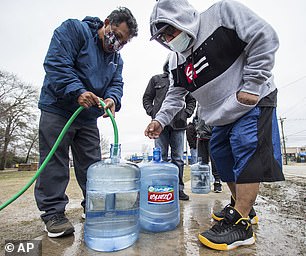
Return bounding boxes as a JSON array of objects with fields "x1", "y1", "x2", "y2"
[{"x1": 0, "y1": 164, "x2": 305, "y2": 256}]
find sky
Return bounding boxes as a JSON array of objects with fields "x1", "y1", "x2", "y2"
[{"x1": 1, "y1": 0, "x2": 306, "y2": 157}]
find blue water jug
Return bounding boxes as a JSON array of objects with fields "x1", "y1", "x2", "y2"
[
  {"x1": 138, "y1": 147, "x2": 180, "y2": 232},
  {"x1": 84, "y1": 144, "x2": 140, "y2": 252},
  {"x1": 190, "y1": 157, "x2": 211, "y2": 194}
]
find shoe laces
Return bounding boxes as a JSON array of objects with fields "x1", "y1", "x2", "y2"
[
  {"x1": 49, "y1": 213, "x2": 67, "y2": 225},
  {"x1": 211, "y1": 218, "x2": 233, "y2": 233}
]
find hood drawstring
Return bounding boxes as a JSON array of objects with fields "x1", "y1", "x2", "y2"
[
  {"x1": 175, "y1": 52, "x2": 180, "y2": 85},
  {"x1": 191, "y1": 46, "x2": 198, "y2": 88}
]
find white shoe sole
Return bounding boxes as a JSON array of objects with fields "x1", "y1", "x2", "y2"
[
  {"x1": 199, "y1": 233, "x2": 255, "y2": 251},
  {"x1": 227, "y1": 235, "x2": 256, "y2": 250},
  {"x1": 44, "y1": 226, "x2": 74, "y2": 238}
]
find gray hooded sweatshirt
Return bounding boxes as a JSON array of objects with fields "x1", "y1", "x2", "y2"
[{"x1": 150, "y1": 0, "x2": 279, "y2": 127}]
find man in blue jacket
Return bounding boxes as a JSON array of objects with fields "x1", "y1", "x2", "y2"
[{"x1": 35, "y1": 7, "x2": 138, "y2": 238}]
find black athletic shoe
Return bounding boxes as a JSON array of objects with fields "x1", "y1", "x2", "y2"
[
  {"x1": 213, "y1": 181, "x2": 222, "y2": 193},
  {"x1": 44, "y1": 213, "x2": 75, "y2": 238},
  {"x1": 199, "y1": 206, "x2": 255, "y2": 250},
  {"x1": 179, "y1": 190, "x2": 189, "y2": 201},
  {"x1": 212, "y1": 196, "x2": 235, "y2": 221},
  {"x1": 212, "y1": 196, "x2": 259, "y2": 224},
  {"x1": 249, "y1": 208, "x2": 258, "y2": 224}
]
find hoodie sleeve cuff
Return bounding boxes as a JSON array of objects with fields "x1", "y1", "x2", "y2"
[{"x1": 153, "y1": 118, "x2": 166, "y2": 129}]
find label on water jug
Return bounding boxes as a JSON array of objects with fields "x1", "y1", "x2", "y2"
[{"x1": 147, "y1": 185, "x2": 174, "y2": 204}]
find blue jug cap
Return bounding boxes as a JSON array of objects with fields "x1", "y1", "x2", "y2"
[{"x1": 153, "y1": 147, "x2": 161, "y2": 162}]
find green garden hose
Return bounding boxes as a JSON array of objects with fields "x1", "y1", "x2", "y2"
[{"x1": 0, "y1": 99, "x2": 118, "y2": 211}]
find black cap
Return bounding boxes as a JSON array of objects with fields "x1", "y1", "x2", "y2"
[{"x1": 150, "y1": 22, "x2": 168, "y2": 41}]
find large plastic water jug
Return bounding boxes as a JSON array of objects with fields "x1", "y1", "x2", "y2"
[
  {"x1": 190, "y1": 157, "x2": 211, "y2": 194},
  {"x1": 84, "y1": 144, "x2": 140, "y2": 252},
  {"x1": 138, "y1": 147, "x2": 180, "y2": 232}
]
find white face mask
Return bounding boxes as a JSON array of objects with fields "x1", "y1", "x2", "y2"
[{"x1": 167, "y1": 31, "x2": 191, "y2": 52}]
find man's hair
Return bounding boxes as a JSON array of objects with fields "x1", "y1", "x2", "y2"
[{"x1": 108, "y1": 7, "x2": 138, "y2": 38}]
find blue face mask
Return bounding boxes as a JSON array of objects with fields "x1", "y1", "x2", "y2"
[{"x1": 167, "y1": 31, "x2": 191, "y2": 52}]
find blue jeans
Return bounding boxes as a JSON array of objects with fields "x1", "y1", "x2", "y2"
[
  {"x1": 189, "y1": 148, "x2": 197, "y2": 165},
  {"x1": 155, "y1": 126, "x2": 185, "y2": 191},
  {"x1": 197, "y1": 139, "x2": 220, "y2": 181}
]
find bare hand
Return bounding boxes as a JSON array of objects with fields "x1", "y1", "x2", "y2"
[
  {"x1": 102, "y1": 98, "x2": 116, "y2": 118},
  {"x1": 144, "y1": 120, "x2": 163, "y2": 139},
  {"x1": 237, "y1": 91, "x2": 259, "y2": 105},
  {"x1": 78, "y1": 91, "x2": 102, "y2": 108}
]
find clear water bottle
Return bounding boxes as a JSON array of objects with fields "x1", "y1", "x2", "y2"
[
  {"x1": 84, "y1": 144, "x2": 140, "y2": 252},
  {"x1": 190, "y1": 157, "x2": 211, "y2": 194},
  {"x1": 138, "y1": 147, "x2": 180, "y2": 232}
]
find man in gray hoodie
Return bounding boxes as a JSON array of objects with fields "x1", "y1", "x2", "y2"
[{"x1": 145, "y1": 0, "x2": 284, "y2": 251}]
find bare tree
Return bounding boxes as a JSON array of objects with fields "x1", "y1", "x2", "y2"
[
  {"x1": 23, "y1": 127, "x2": 39, "y2": 163},
  {"x1": 0, "y1": 70, "x2": 38, "y2": 170}
]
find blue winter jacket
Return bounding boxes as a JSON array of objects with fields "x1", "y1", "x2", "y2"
[{"x1": 38, "y1": 17, "x2": 124, "y2": 124}]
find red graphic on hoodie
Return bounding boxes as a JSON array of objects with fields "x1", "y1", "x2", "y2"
[{"x1": 185, "y1": 63, "x2": 197, "y2": 83}]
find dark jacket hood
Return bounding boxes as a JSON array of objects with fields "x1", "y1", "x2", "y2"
[{"x1": 82, "y1": 16, "x2": 104, "y2": 36}]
